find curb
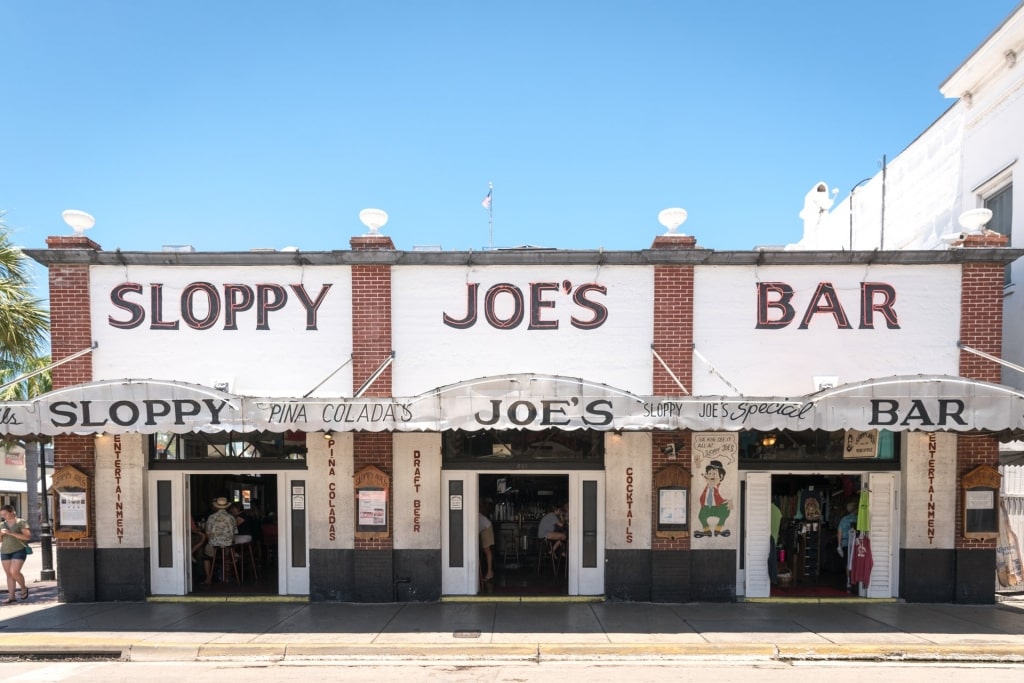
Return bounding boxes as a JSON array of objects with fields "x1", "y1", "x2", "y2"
[
  {"x1": 4, "y1": 637, "x2": 1024, "y2": 663},
  {"x1": 775, "y1": 643, "x2": 1024, "y2": 662}
]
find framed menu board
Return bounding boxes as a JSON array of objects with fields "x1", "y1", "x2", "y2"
[
  {"x1": 354, "y1": 465, "x2": 390, "y2": 538},
  {"x1": 51, "y1": 465, "x2": 91, "y2": 540},
  {"x1": 962, "y1": 464, "x2": 999, "y2": 540}
]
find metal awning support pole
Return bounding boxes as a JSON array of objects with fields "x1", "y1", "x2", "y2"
[
  {"x1": 0, "y1": 342, "x2": 97, "y2": 393},
  {"x1": 302, "y1": 356, "x2": 353, "y2": 398},
  {"x1": 354, "y1": 351, "x2": 396, "y2": 398},
  {"x1": 38, "y1": 443, "x2": 55, "y2": 581},
  {"x1": 957, "y1": 342, "x2": 1024, "y2": 376},
  {"x1": 650, "y1": 344, "x2": 689, "y2": 395},
  {"x1": 692, "y1": 345, "x2": 743, "y2": 395}
]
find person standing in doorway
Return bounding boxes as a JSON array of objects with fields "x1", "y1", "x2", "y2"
[
  {"x1": 479, "y1": 501, "x2": 495, "y2": 583},
  {"x1": 837, "y1": 500, "x2": 858, "y2": 590},
  {"x1": 0, "y1": 505, "x2": 31, "y2": 603}
]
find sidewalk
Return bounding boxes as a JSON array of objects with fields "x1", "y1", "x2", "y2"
[{"x1": 3, "y1": 544, "x2": 1024, "y2": 663}]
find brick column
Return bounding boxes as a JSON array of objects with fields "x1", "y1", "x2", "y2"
[
  {"x1": 648, "y1": 234, "x2": 697, "y2": 600},
  {"x1": 953, "y1": 232, "x2": 1008, "y2": 602},
  {"x1": 44, "y1": 235, "x2": 100, "y2": 599},
  {"x1": 349, "y1": 234, "x2": 395, "y2": 600}
]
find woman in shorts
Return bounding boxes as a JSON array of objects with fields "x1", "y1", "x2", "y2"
[{"x1": 0, "y1": 505, "x2": 31, "y2": 604}]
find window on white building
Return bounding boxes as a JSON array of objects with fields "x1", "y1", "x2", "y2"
[{"x1": 984, "y1": 183, "x2": 1013, "y2": 285}]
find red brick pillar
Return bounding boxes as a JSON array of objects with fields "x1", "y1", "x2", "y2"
[
  {"x1": 648, "y1": 234, "x2": 697, "y2": 600},
  {"x1": 350, "y1": 234, "x2": 395, "y2": 557},
  {"x1": 44, "y1": 235, "x2": 101, "y2": 594},
  {"x1": 954, "y1": 232, "x2": 1008, "y2": 601}
]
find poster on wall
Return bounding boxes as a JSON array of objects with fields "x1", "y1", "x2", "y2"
[
  {"x1": 691, "y1": 432, "x2": 738, "y2": 544},
  {"x1": 843, "y1": 430, "x2": 878, "y2": 459},
  {"x1": 358, "y1": 488, "x2": 387, "y2": 528},
  {"x1": 59, "y1": 491, "x2": 87, "y2": 526},
  {"x1": 659, "y1": 488, "x2": 687, "y2": 526}
]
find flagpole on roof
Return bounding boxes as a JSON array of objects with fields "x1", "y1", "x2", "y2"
[{"x1": 482, "y1": 182, "x2": 493, "y2": 249}]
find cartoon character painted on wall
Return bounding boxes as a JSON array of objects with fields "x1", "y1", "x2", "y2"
[{"x1": 694, "y1": 459, "x2": 733, "y2": 538}]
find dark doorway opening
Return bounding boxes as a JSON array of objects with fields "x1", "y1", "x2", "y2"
[
  {"x1": 770, "y1": 473, "x2": 861, "y2": 597},
  {"x1": 189, "y1": 473, "x2": 279, "y2": 595},
  {"x1": 478, "y1": 473, "x2": 569, "y2": 596}
]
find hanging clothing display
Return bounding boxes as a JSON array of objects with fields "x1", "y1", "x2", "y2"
[
  {"x1": 850, "y1": 534, "x2": 873, "y2": 588},
  {"x1": 856, "y1": 488, "x2": 871, "y2": 532}
]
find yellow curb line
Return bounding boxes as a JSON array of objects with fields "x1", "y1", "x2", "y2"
[
  {"x1": 442, "y1": 595, "x2": 604, "y2": 603},
  {"x1": 776, "y1": 643, "x2": 1024, "y2": 660},
  {"x1": 147, "y1": 595, "x2": 309, "y2": 604},
  {"x1": 3, "y1": 636, "x2": 1024, "y2": 663},
  {"x1": 284, "y1": 643, "x2": 539, "y2": 657},
  {"x1": 743, "y1": 597, "x2": 900, "y2": 604},
  {"x1": 541, "y1": 643, "x2": 777, "y2": 657}
]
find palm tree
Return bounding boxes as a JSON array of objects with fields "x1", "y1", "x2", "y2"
[{"x1": 0, "y1": 213, "x2": 50, "y2": 399}]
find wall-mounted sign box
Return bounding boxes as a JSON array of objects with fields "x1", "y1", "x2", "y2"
[
  {"x1": 51, "y1": 465, "x2": 91, "y2": 540},
  {"x1": 654, "y1": 464, "x2": 690, "y2": 539},
  {"x1": 962, "y1": 464, "x2": 1000, "y2": 540},
  {"x1": 354, "y1": 465, "x2": 390, "y2": 539}
]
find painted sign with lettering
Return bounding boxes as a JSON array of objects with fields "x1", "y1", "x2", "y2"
[
  {"x1": 904, "y1": 432, "x2": 956, "y2": 548},
  {"x1": 91, "y1": 265, "x2": 353, "y2": 397},
  {"x1": 693, "y1": 265, "x2": 961, "y2": 396},
  {"x1": 391, "y1": 265, "x2": 654, "y2": 396},
  {"x1": 3, "y1": 375, "x2": 1024, "y2": 436}
]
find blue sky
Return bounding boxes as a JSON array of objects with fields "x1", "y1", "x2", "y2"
[{"x1": 2, "y1": 1, "x2": 1020, "y2": 266}]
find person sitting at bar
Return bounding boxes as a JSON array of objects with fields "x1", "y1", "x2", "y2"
[
  {"x1": 203, "y1": 497, "x2": 237, "y2": 585},
  {"x1": 536, "y1": 503, "x2": 567, "y2": 557}
]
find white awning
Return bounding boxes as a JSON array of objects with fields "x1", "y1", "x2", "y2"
[
  {"x1": 0, "y1": 476, "x2": 53, "y2": 494},
  {"x1": 1, "y1": 374, "x2": 1022, "y2": 436}
]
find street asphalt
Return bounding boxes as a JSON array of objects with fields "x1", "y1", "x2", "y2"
[{"x1": 3, "y1": 543, "x2": 1024, "y2": 663}]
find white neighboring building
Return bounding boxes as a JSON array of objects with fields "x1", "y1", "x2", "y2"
[
  {"x1": 0, "y1": 443, "x2": 28, "y2": 512},
  {"x1": 791, "y1": 5, "x2": 1024, "y2": 392}
]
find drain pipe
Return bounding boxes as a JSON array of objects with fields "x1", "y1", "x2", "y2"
[
  {"x1": 880, "y1": 154, "x2": 887, "y2": 250},
  {"x1": 393, "y1": 575, "x2": 411, "y2": 601}
]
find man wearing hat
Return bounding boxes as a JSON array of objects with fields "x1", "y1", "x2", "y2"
[{"x1": 203, "y1": 497, "x2": 238, "y2": 586}]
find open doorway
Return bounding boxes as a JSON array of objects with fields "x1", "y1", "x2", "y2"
[
  {"x1": 771, "y1": 473, "x2": 860, "y2": 597},
  {"x1": 478, "y1": 473, "x2": 569, "y2": 596},
  {"x1": 189, "y1": 473, "x2": 279, "y2": 595}
]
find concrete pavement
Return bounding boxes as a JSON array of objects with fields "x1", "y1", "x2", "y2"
[{"x1": 3, "y1": 543, "x2": 1024, "y2": 663}]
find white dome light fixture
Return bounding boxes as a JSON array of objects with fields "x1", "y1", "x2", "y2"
[
  {"x1": 358, "y1": 208, "x2": 389, "y2": 236},
  {"x1": 958, "y1": 208, "x2": 993, "y2": 235},
  {"x1": 657, "y1": 207, "x2": 688, "y2": 235},
  {"x1": 62, "y1": 209, "x2": 95, "y2": 235}
]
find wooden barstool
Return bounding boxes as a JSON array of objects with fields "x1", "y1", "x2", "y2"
[
  {"x1": 536, "y1": 538, "x2": 563, "y2": 575},
  {"x1": 233, "y1": 535, "x2": 258, "y2": 582},
  {"x1": 209, "y1": 544, "x2": 239, "y2": 584}
]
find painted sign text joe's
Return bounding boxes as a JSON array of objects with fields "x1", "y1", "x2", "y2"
[{"x1": 443, "y1": 281, "x2": 608, "y2": 330}]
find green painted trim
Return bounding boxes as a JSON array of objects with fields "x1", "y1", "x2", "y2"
[
  {"x1": 442, "y1": 595, "x2": 604, "y2": 604},
  {"x1": 148, "y1": 595, "x2": 309, "y2": 604},
  {"x1": 743, "y1": 597, "x2": 899, "y2": 604}
]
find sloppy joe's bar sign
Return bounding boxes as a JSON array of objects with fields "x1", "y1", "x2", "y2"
[{"x1": 2, "y1": 374, "x2": 1023, "y2": 437}]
